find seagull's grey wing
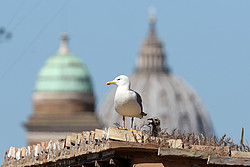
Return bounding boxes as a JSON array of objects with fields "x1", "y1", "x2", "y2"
[
  {"x1": 132, "y1": 90, "x2": 143, "y2": 112},
  {"x1": 131, "y1": 90, "x2": 147, "y2": 118}
]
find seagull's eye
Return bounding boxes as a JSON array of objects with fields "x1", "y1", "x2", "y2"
[{"x1": 117, "y1": 78, "x2": 120, "y2": 81}]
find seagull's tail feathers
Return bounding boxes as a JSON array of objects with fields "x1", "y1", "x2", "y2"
[{"x1": 139, "y1": 111, "x2": 147, "y2": 119}]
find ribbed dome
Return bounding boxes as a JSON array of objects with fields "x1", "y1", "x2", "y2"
[
  {"x1": 32, "y1": 34, "x2": 95, "y2": 113},
  {"x1": 98, "y1": 17, "x2": 214, "y2": 137},
  {"x1": 35, "y1": 35, "x2": 93, "y2": 93}
]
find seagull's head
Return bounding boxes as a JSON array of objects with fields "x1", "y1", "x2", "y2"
[{"x1": 106, "y1": 75, "x2": 130, "y2": 87}]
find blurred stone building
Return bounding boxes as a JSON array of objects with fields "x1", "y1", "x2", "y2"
[
  {"x1": 98, "y1": 17, "x2": 214, "y2": 137},
  {"x1": 24, "y1": 35, "x2": 103, "y2": 145}
]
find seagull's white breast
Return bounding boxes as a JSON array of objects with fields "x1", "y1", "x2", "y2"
[{"x1": 114, "y1": 88, "x2": 141, "y2": 118}]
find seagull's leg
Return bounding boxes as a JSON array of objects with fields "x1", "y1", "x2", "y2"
[
  {"x1": 123, "y1": 116, "x2": 125, "y2": 129},
  {"x1": 131, "y1": 117, "x2": 134, "y2": 129},
  {"x1": 129, "y1": 117, "x2": 137, "y2": 132},
  {"x1": 118, "y1": 116, "x2": 126, "y2": 130}
]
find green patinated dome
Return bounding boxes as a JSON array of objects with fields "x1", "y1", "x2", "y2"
[{"x1": 35, "y1": 35, "x2": 93, "y2": 93}]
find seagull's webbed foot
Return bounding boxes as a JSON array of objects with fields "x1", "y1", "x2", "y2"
[{"x1": 128, "y1": 128, "x2": 137, "y2": 133}]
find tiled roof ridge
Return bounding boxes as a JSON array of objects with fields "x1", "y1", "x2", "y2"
[{"x1": 2, "y1": 127, "x2": 250, "y2": 166}]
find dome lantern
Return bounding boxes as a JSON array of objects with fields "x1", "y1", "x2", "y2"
[
  {"x1": 59, "y1": 34, "x2": 70, "y2": 54},
  {"x1": 136, "y1": 16, "x2": 168, "y2": 73}
]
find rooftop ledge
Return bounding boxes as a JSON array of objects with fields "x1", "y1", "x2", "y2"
[{"x1": 2, "y1": 127, "x2": 250, "y2": 167}]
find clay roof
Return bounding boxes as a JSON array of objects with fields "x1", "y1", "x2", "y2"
[{"x1": 2, "y1": 127, "x2": 250, "y2": 166}]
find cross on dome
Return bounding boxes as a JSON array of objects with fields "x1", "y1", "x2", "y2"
[{"x1": 148, "y1": 7, "x2": 156, "y2": 29}]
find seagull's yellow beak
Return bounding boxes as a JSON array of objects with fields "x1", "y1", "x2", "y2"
[{"x1": 106, "y1": 81, "x2": 115, "y2": 85}]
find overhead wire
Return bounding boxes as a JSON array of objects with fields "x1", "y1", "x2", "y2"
[
  {"x1": 0, "y1": 0, "x2": 70, "y2": 82},
  {"x1": 10, "y1": 0, "x2": 43, "y2": 32},
  {"x1": 1, "y1": 0, "x2": 25, "y2": 42},
  {"x1": 5, "y1": 0, "x2": 25, "y2": 29}
]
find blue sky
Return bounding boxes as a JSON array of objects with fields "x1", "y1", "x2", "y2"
[{"x1": 0, "y1": 0, "x2": 250, "y2": 163}]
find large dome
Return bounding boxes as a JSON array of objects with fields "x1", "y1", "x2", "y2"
[
  {"x1": 33, "y1": 34, "x2": 95, "y2": 113},
  {"x1": 35, "y1": 37, "x2": 92, "y2": 93},
  {"x1": 98, "y1": 17, "x2": 214, "y2": 137}
]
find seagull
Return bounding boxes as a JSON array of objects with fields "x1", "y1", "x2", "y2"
[{"x1": 106, "y1": 75, "x2": 147, "y2": 131}]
